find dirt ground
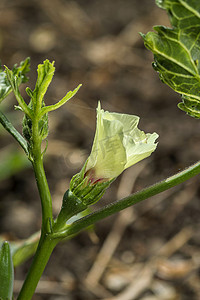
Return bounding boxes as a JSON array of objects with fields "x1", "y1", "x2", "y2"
[{"x1": 0, "y1": 0, "x2": 200, "y2": 299}]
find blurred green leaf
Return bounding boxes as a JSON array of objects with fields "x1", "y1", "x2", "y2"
[
  {"x1": 0, "y1": 147, "x2": 30, "y2": 181},
  {"x1": 11, "y1": 232, "x2": 40, "y2": 267},
  {"x1": 142, "y1": 0, "x2": 200, "y2": 118},
  {"x1": 0, "y1": 57, "x2": 30, "y2": 104},
  {"x1": 0, "y1": 233, "x2": 40, "y2": 268},
  {"x1": 0, "y1": 242, "x2": 14, "y2": 300}
]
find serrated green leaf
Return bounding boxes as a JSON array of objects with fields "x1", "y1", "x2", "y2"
[
  {"x1": 0, "y1": 71, "x2": 11, "y2": 103},
  {"x1": 4, "y1": 66, "x2": 32, "y2": 117},
  {"x1": 12, "y1": 57, "x2": 30, "y2": 83},
  {"x1": 32, "y1": 59, "x2": 55, "y2": 106},
  {"x1": 0, "y1": 57, "x2": 30, "y2": 104},
  {"x1": 39, "y1": 83, "x2": 82, "y2": 116},
  {"x1": 142, "y1": 0, "x2": 200, "y2": 118}
]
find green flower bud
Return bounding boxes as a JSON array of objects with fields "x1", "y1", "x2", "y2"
[
  {"x1": 70, "y1": 160, "x2": 114, "y2": 206},
  {"x1": 22, "y1": 100, "x2": 48, "y2": 144}
]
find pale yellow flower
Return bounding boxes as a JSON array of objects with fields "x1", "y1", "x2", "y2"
[{"x1": 85, "y1": 102, "x2": 158, "y2": 182}]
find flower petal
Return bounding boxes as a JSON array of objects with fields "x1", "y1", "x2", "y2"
[
  {"x1": 86, "y1": 102, "x2": 158, "y2": 180},
  {"x1": 86, "y1": 103, "x2": 128, "y2": 179},
  {"x1": 124, "y1": 131, "x2": 159, "y2": 169},
  {"x1": 103, "y1": 111, "x2": 140, "y2": 133},
  {"x1": 86, "y1": 123, "x2": 127, "y2": 179},
  {"x1": 93, "y1": 119, "x2": 127, "y2": 179}
]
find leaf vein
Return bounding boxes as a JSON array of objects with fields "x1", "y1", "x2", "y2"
[{"x1": 179, "y1": 0, "x2": 200, "y2": 19}]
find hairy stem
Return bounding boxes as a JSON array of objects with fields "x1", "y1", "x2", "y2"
[
  {"x1": 31, "y1": 116, "x2": 53, "y2": 233},
  {"x1": 32, "y1": 156, "x2": 53, "y2": 233},
  {"x1": 17, "y1": 235, "x2": 58, "y2": 300},
  {"x1": 17, "y1": 117, "x2": 54, "y2": 299},
  {"x1": 53, "y1": 160, "x2": 200, "y2": 239}
]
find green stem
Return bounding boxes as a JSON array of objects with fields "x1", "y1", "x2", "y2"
[
  {"x1": 17, "y1": 235, "x2": 58, "y2": 300},
  {"x1": 53, "y1": 189, "x2": 87, "y2": 232},
  {"x1": 0, "y1": 111, "x2": 28, "y2": 154},
  {"x1": 32, "y1": 156, "x2": 53, "y2": 233},
  {"x1": 31, "y1": 116, "x2": 53, "y2": 233},
  {"x1": 17, "y1": 117, "x2": 54, "y2": 299},
  {"x1": 53, "y1": 160, "x2": 200, "y2": 239}
]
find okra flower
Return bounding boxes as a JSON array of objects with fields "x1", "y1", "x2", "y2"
[
  {"x1": 56, "y1": 102, "x2": 158, "y2": 229},
  {"x1": 85, "y1": 102, "x2": 158, "y2": 182},
  {"x1": 69, "y1": 102, "x2": 158, "y2": 205}
]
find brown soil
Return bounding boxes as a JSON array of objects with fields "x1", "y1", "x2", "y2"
[{"x1": 0, "y1": 0, "x2": 200, "y2": 299}]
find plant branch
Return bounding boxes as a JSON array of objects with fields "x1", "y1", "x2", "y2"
[
  {"x1": 32, "y1": 156, "x2": 53, "y2": 233},
  {"x1": 16, "y1": 118, "x2": 54, "y2": 299},
  {"x1": 53, "y1": 160, "x2": 200, "y2": 239},
  {"x1": 0, "y1": 111, "x2": 28, "y2": 154}
]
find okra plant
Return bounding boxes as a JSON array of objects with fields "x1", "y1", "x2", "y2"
[{"x1": 0, "y1": 0, "x2": 200, "y2": 299}]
